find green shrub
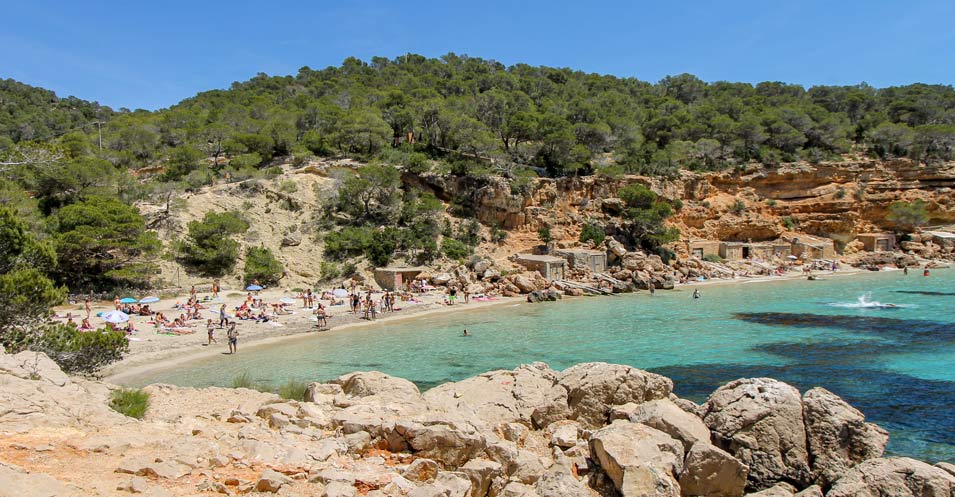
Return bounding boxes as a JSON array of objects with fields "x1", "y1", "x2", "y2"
[
  {"x1": 277, "y1": 379, "x2": 308, "y2": 401},
  {"x1": 702, "y1": 254, "x2": 725, "y2": 263},
  {"x1": 579, "y1": 223, "x2": 606, "y2": 245},
  {"x1": 323, "y1": 226, "x2": 374, "y2": 260},
  {"x1": 279, "y1": 179, "x2": 298, "y2": 193},
  {"x1": 766, "y1": 199, "x2": 777, "y2": 207},
  {"x1": 5, "y1": 323, "x2": 129, "y2": 374},
  {"x1": 538, "y1": 226, "x2": 552, "y2": 245},
  {"x1": 229, "y1": 153, "x2": 263, "y2": 169},
  {"x1": 109, "y1": 388, "x2": 150, "y2": 419},
  {"x1": 781, "y1": 216, "x2": 798, "y2": 230},
  {"x1": 244, "y1": 246, "x2": 284, "y2": 285},
  {"x1": 442, "y1": 238, "x2": 470, "y2": 260},
  {"x1": 731, "y1": 199, "x2": 746, "y2": 215},
  {"x1": 319, "y1": 261, "x2": 340, "y2": 281},
  {"x1": 232, "y1": 372, "x2": 258, "y2": 389},
  {"x1": 835, "y1": 186, "x2": 846, "y2": 199},
  {"x1": 178, "y1": 211, "x2": 250, "y2": 276}
]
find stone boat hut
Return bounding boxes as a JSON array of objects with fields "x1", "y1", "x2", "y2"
[
  {"x1": 686, "y1": 239, "x2": 721, "y2": 259},
  {"x1": 553, "y1": 249, "x2": 608, "y2": 273},
  {"x1": 791, "y1": 235, "x2": 836, "y2": 260},
  {"x1": 515, "y1": 254, "x2": 566, "y2": 280},
  {"x1": 855, "y1": 232, "x2": 896, "y2": 252},
  {"x1": 373, "y1": 266, "x2": 427, "y2": 291}
]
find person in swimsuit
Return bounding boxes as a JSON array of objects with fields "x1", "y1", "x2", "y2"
[{"x1": 227, "y1": 323, "x2": 238, "y2": 354}]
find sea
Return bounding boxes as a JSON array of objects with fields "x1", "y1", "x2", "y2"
[{"x1": 129, "y1": 268, "x2": 955, "y2": 463}]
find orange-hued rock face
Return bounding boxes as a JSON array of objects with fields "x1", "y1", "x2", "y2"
[{"x1": 414, "y1": 158, "x2": 955, "y2": 255}]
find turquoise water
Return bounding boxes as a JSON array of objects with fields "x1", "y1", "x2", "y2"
[{"x1": 132, "y1": 269, "x2": 955, "y2": 462}]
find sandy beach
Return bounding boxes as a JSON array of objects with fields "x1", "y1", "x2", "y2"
[
  {"x1": 98, "y1": 288, "x2": 522, "y2": 384},
  {"x1": 94, "y1": 264, "x2": 872, "y2": 385}
]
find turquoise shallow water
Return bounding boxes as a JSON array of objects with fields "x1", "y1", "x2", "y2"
[{"x1": 132, "y1": 269, "x2": 955, "y2": 462}]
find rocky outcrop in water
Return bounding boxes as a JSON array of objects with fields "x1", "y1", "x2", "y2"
[{"x1": 0, "y1": 347, "x2": 947, "y2": 497}]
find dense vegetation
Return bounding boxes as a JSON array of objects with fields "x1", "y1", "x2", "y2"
[{"x1": 1, "y1": 54, "x2": 954, "y2": 371}]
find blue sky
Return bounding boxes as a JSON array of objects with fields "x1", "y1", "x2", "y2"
[{"x1": 2, "y1": 0, "x2": 953, "y2": 110}]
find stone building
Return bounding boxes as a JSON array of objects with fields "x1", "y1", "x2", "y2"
[
  {"x1": 515, "y1": 254, "x2": 567, "y2": 280},
  {"x1": 553, "y1": 249, "x2": 608, "y2": 273},
  {"x1": 855, "y1": 233, "x2": 896, "y2": 252},
  {"x1": 373, "y1": 266, "x2": 427, "y2": 291},
  {"x1": 791, "y1": 235, "x2": 836, "y2": 259},
  {"x1": 686, "y1": 240, "x2": 721, "y2": 259}
]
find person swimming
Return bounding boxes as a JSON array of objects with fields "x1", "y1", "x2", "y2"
[
  {"x1": 462, "y1": 329, "x2": 471, "y2": 336},
  {"x1": 692, "y1": 289, "x2": 701, "y2": 299}
]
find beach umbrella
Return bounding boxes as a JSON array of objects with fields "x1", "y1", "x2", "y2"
[
  {"x1": 333, "y1": 288, "x2": 348, "y2": 298},
  {"x1": 102, "y1": 310, "x2": 130, "y2": 324},
  {"x1": 246, "y1": 284, "x2": 263, "y2": 291},
  {"x1": 139, "y1": 296, "x2": 160, "y2": 304},
  {"x1": 119, "y1": 297, "x2": 138, "y2": 304},
  {"x1": 280, "y1": 297, "x2": 296, "y2": 305}
]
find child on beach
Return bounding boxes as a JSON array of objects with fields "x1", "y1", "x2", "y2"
[{"x1": 206, "y1": 319, "x2": 217, "y2": 345}]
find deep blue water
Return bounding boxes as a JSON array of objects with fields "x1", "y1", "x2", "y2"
[{"x1": 130, "y1": 269, "x2": 955, "y2": 463}]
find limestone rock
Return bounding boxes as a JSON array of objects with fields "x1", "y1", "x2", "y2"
[
  {"x1": 744, "y1": 482, "x2": 795, "y2": 496},
  {"x1": 460, "y1": 459, "x2": 502, "y2": 497},
  {"x1": 704, "y1": 378, "x2": 810, "y2": 490},
  {"x1": 826, "y1": 457, "x2": 955, "y2": 497},
  {"x1": 678, "y1": 442, "x2": 748, "y2": 497},
  {"x1": 501, "y1": 422, "x2": 530, "y2": 445},
  {"x1": 547, "y1": 421, "x2": 579, "y2": 448},
  {"x1": 792, "y1": 485, "x2": 823, "y2": 497},
  {"x1": 305, "y1": 382, "x2": 344, "y2": 403},
  {"x1": 801, "y1": 387, "x2": 888, "y2": 487},
  {"x1": 403, "y1": 458, "x2": 440, "y2": 483},
  {"x1": 612, "y1": 399, "x2": 710, "y2": 450},
  {"x1": 323, "y1": 480, "x2": 357, "y2": 497},
  {"x1": 938, "y1": 461, "x2": 955, "y2": 478},
  {"x1": 281, "y1": 231, "x2": 302, "y2": 247},
  {"x1": 434, "y1": 471, "x2": 472, "y2": 497},
  {"x1": 500, "y1": 482, "x2": 540, "y2": 497},
  {"x1": 0, "y1": 462, "x2": 81, "y2": 497},
  {"x1": 392, "y1": 418, "x2": 487, "y2": 467},
  {"x1": 535, "y1": 470, "x2": 592, "y2": 497},
  {"x1": 255, "y1": 468, "x2": 293, "y2": 493},
  {"x1": 589, "y1": 421, "x2": 683, "y2": 497},
  {"x1": 512, "y1": 275, "x2": 537, "y2": 293},
  {"x1": 424, "y1": 362, "x2": 557, "y2": 428},
  {"x1": 535, "y1": 362, "x2": 673, "y2": 429}
]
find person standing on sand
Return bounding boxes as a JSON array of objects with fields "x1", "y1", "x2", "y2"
[
  {"x1": 218, "y1": 304, "x2": 229, "y2": 327},
  {"x1": 227, "y1": 323, "x2": 238, "y2": 354},
  {"x1": 206, "y1": 319, "x2": 217, "y2": 345},
  {"x1": 212, "y1": 280, "x2": 219, "y2": 298},
  {"x1": 85, "y1": 299, "x2": 92, "y2": 320}
]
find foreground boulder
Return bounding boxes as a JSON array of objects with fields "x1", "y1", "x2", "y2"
[
  {"x1": 826, "y1": 457, "x2": 955, "y2": 497},
  {"x1": 590, "y1": 420, "x2": 683, "y2": 497},
  {"x1": 679, "y1": 442, "x2": 749, "y2": 497},
  {"x1": 801, "y1": 387, "x2": 889, "y2": 487},
  {"x1": 534, "y1": 363, "x2": 673, "y2": 429},
  {"x1": 612, "y1": 399, "x2": 711, "y2": 449},
  {"x1": 704, "y1": 378, "x2": 810, "y2": 490},
  {"x1": 423, "y1": 362, "x2": 558, "y2": 428}
]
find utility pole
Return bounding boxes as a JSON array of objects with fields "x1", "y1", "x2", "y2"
[{"x1": 94, "y1": 121, "x2": 103, "y2": 150}]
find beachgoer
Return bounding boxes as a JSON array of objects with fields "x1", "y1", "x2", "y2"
[
  {"x1": 219, "y1": 304, "x2": 228, "y2": 327},
  {"x1": 206, "y1": 319, "x2": 217, "y2": 345},
  {"x1": 84, "y1": 299, "x2": 92, "y2": 320},
  {"x1": 307, "y1": 289, "x2": 314, "y2": 309},
  {"x1": 212, "y1": 280, "x2": 220, "y2": 298},
  {"x1": 227, "y1": 323, "x2": 238, "y2": 354},
  {"x1": 924, "y1": 268, "x2": 931, "y2": 277},
  {"x1": 449, "y1": 287, "x2": 457, "y2": 305},
  {"x1": 903, "y1": 266, "x2": 908, "y2": 275},
  {"x1": 463, "y1": 289, "x2": 470, "y2": 304},
  {"x1": 649, "y1": 285, "x2": 655, "y2": 296},
  {"x1": 463, "y1": 329, "x2": 470, "y2": 336},
  {"x1": 693, "y1": 289, "x2": 701, "y2": 299},
  {"x1": 113, "y1": 296, "x2": 121, "y2": 311}
]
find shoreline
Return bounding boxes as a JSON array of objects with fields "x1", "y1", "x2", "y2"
[
  {"x1": 104, "y1": 265, "x2": 873, "y2": 386},
  {"x1": 103, "y1": 295, "x2": 523, "y2": 384}
]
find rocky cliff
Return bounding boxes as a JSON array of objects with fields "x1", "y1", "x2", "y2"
[
  {"x1": 418, "y1": 158, "x2": 955, "y2": 255},
  {"x1": 2, "y1": 347, "x2": 954, "y2": 497}
]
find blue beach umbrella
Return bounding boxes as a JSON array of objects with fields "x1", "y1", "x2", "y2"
[
  {"x1": 119, "y1": 297, "x2": 138, "y2": 304},
  {"x1": 139, "y1": 296, "x2": 160, "y2": 304},
  {"x1": 246, "y1": 284, "x2": 263, "y2": 291}
]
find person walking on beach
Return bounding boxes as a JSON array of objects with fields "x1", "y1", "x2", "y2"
[
  {"x1": 219, "y1": 304, "x2": 229, "y2": 327},
  {"x1": 227, "y1": 323, "x2": 238, "y2": 354},
  {"x1": 206, "y1": 319, "x2": 217, "y2": 345}
]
